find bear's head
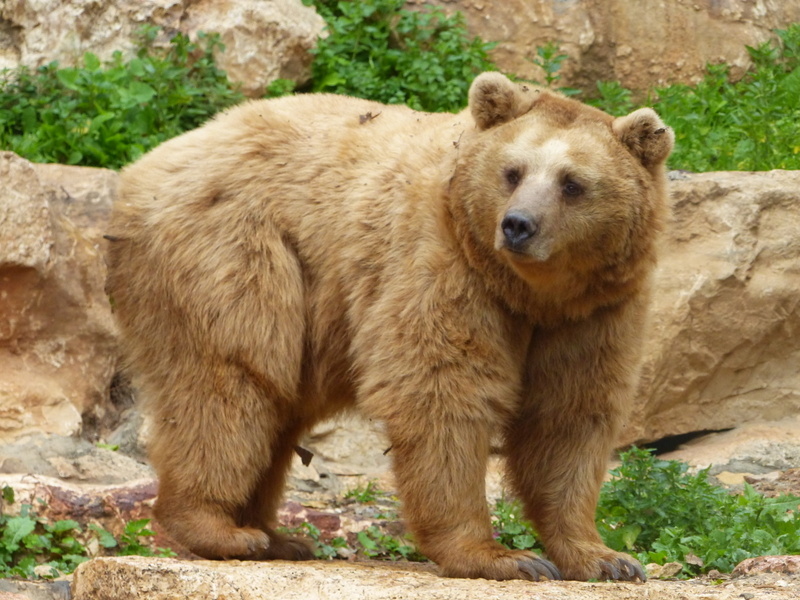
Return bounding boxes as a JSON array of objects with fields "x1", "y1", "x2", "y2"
[{"x1": 450, "y1": 72, "x2": 674, "y2": 310}]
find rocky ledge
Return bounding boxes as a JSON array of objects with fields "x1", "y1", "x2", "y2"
[{"x1": 70, "y1": 556, "x2": 800, "y2": 600}]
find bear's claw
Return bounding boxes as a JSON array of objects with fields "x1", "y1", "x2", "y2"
[
  {"x1": 517, "y1": 557, "x2": 562, "y2": 581},
  {"x1": 599, "y1": 558, "x2": 646, "y2": 582}
]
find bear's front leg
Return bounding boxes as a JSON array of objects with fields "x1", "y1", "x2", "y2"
[
  {"x1": 505, "y1": 302, "x2": 648, "y2": 582},
  {"x1": 380, "y1": 413, "x2": 561, "y2": 581},
  {"x1": 505, "y1": 409, "x2": 645, "y2": 581}
]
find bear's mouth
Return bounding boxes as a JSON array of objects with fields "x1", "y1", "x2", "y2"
[{"x1": 497, "y1": 238, "x2": 554, "y2": 264}]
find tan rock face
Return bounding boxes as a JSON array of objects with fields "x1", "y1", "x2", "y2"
[
  {"x1": 627, "y1": 171, "x2": 800, "y2": 443},
  {"x1": 0, "y1": 0, "x2": 325, "y2": 97},
  {"x1": 0, "y1": 152, "x2": 118, "y2": 440},
  {"x1": 409, "y1": 0, "x2": 800, "y2": 91}
]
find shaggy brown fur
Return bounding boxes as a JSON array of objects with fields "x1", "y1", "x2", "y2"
[{"x1": 106, "y1": 72, "x2": 673, "y2": 581}]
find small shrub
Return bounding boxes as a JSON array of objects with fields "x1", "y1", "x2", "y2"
[
  {"x1": 304, "y1": 0, "x2": 496, "y2": 112},
  {"x1": 490, "y1": 448, "x2": 800, "y2": 578},
  {"x1": 600, "y1": 447, "x2": 800, "y2": 577},
  {"x1": 0, "y1": 26, "x2": 243, "y2": 169},
  {"x1": 491, "y1": 496, "x2": 543, "y2": 553},
  {"x1": 589, "y1": 24, "x2": 800, "y2": 171}
]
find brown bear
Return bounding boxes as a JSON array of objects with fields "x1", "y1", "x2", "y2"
[{"x1": 106, "y1": 72, "x2": 673, "y2": 582}]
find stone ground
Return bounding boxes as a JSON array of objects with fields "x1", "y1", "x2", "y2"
[{"x1": 1, "y1": 414, "x2": 799, "y2": 599}]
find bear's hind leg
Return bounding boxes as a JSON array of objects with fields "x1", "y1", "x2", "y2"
[
  {"x1": 240, "y1": 421, "x2": 315, "y2": 560},
  {"x1": 148, "y1": 362, "x2": 293, "y2": 560}
]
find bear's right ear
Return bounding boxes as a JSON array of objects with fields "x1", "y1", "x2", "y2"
[{"x1": 469, "y1": 72, "x2": 537, "y2": 130}]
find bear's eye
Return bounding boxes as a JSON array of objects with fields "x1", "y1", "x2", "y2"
[
  {"x1": 563, "y1": 180, "x2": 584, "y2": 198},
  {"x1": 504, "y1": 168, "x2": 522, "y2": 187}
]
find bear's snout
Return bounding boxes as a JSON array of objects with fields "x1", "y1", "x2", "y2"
[{"x1": 501, "y1": 211, "x2": 539, "y2": 251}]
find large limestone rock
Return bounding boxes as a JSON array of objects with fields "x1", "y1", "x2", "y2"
[
  {"x1": 0, "y1": 0, "x2": 325, "y2": 97},
  {"x1": 0, "y1": 152, "x2": 118, "y2": 440},
  {"x1": 626, "y1": 170, "x2": 800, "y2": 443},
  {"x1": 410, "y1": 1, "x2": 800, "y2": 91},
  {"x1": 70, "y1": 556, "x2": 800, "y2": 600}
]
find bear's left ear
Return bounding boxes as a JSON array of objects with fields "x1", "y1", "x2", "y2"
[
  {"x1": 613, "y1": 108, "x2": 675, "y2": 170},
  {"x1": 469, "y1": 72, "x2": 537, "y2": 130}
]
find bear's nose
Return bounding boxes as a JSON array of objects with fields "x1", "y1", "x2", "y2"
[{"x1": 501, "y1": 211, "x2": 538, "y2": 249}]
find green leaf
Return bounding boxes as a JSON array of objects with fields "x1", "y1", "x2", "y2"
[
  {"x1": 89, "y1": 523, "x2": 119, "y2": 548},
  {"x1": 127, "y1": 81, "x2": 156, "y2": 104},
  {"x1": 51, "y1": 519, "x2": 81, "y2": 533},
  {"x1": 83, "y1": 52, "x2": 101, "y2": 71},
  {"x1": 512, "y1": 533, "x2": 537, "y2": 550},
  {"x1": 3, "y1": 516, "x2": 37, "y2": 550},
  {"x1": 55, "y1": 68, "x2": 80, "y2": 90},
  {"x1": 357, "y1": 530, "x2": 378, "y2": 551}
]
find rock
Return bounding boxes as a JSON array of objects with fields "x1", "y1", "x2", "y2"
[
  {"x1": 33, "y1": 162, "x2": 119, "y2": 249},
  {"x1": 0, "y1": 473, "x2": 162, "y2": 554},
  {"x1": 0, "y1": 580, "x2": 70, "y2": 600},
  {"x1": 645, "y1": 562, "x2": 683, "y2": 579},
  {"x1": 290, "y1": 416, "x2": 392, "y2": 496},
  {"x1": 660, "y1": 418, "x2": 800, "y2": 472},
  {"x1": 0, "y1": 0, "x2": 325, "y2": 97},
  {"x1": 409, "y1": 1, "x2": 800, "y2": 91},
  {"x1": 70, "y1": 556, "x2": 800, "y2": 600},
  {"x1": 0, "y1": 433, "x2": 152, "y2": 484},
  {"x1": 625, "y1": 171, "x2": 800, "y2": 444},
  {"x1": 182, "y1": 0, "x2": 326, "y2": 96},
  {"x1": 0, "y1": 152, "x2": 118, "y2": 441},
  {"x1": 734, "y1": 556, "x2": 800, "y2": 576}
]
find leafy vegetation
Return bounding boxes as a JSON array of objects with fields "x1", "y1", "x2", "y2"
[
  {"x1": 492, "y1": 447, "x2": 800, "y2": 578},
  {"x1": 588, "y1": 24, "x2": 800, "y2": 171},
  {"x1": 0, "y1": 26, "x2": 243, "y2": 169},
  {"x1": 1, "y1": 4, "x2": 798, "y2": 171},
  {"x1": 599, "y1": 447, "x2": 800, "y2": 576},
  {"x1": 303, "y1": 0, "x2": 496, "y2": 111},
  {"x1": 0, "y1": 485, "x2": 174, "y2": 579},
  {"x1": 492, "y1": 495, "x2": 543, "y2": 554},
  {"x1": 355, "y1": 524, "x2": 426, "y2": 561},
  {"x1": 343, "y1": 480, "x2": 382, "y2": 504}
]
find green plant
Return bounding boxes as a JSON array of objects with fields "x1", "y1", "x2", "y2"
[
  {"x1": 90, "y1": 519, "x2": 176, "y2": 558},
  {"x1": 491, "y1": 496, "x2": 542, "y2": 553},
  {"x1": 589, "y1": 80, "x2": 635, "y2": 116},
  {"x1": 0, "y1": 26, "x2": 243, "y2": 169},
  {"x1": 588, "y1": 24, "x2": 800, "y2": 171},
  {"x1": 599, "y1": 447, "x2": 800, "y2": 577},
  {"x1": 304, "y1": 0, "x2": 496, "y2": 112},
  {"x1": 356, "y1": 525, "x2": 426, "y2": 561},
  {"x1": 0, "y1": 485, "x2": 175, "y2": 578},
  {"x1": 529, "y1": 41, "x2": 569, "y2": 88},
  {"x1": 344, "y1": 480, "x2": 382, "y2": 503},
  {"x1": 489, "y1": 449, "x2": 800, "y2": 578},
  {"x1": 0, "y1": 490, "x2": 87, "y2": 579}
]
